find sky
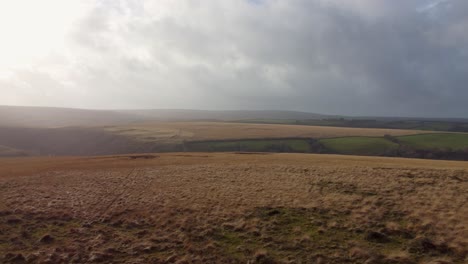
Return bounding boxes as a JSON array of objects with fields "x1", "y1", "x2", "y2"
[{"x1": 0, "y1": 0, "x2": 467, "y2": 117}]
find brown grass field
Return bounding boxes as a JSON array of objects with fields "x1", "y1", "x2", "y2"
[
  {"x1": 105, "y1": 122, "x2": 429, "y2": 143},
  {"x1": 1, "y1": 153, "x2": 467, "y2": 263}
]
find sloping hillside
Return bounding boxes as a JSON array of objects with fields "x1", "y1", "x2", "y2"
[
  {"x1": 0, "y1": 145, "x2": 29, "y2": 157},
  {"x1": 105, "y1": 122, "x2": 427, "y2": 142},
  {"x1": 119, "y1": 109, "x2": 330, "y2": 121},
  {"x1": 0, "y1": 106, "x2": 330, "y2": 128},
  {"x1": 0, "y1": 127, "x2": 178, "y2": 156},
  {"x1": 0, "y1": 122, "x2": 429, "y2": 157},
  {"x1": 0, "y1": 106, "x2": 144, "y2": 128}
]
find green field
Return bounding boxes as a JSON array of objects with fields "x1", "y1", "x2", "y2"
[
  {"x1": 318, "y1": 133, "x2": 468, "y2": 157},
  {"x1": 234, "y1": 118, "x2": 468, "y2": 132},
  {"x1": 187, "y1": 139, "x2": 311, "y2": 153},
  {"x1": 319, "y1": 137, "x2": 399, "y2": 156},
  {"x1": 182, "y1": 133, "x2": 468, "y2": 160},
  {"x1": 397, "y1": 133, "x2": 468, "y2": 150}
]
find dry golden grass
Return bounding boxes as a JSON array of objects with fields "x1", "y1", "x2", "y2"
[
  {"x1": 105, "y1": 121, "x2": 429, "y2": 143},
  {"x1": 0, "y1": 153, "x2": 467, "y2": 263}
]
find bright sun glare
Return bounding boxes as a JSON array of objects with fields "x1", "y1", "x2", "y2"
[{"x1": 0, "y1": 0, "x2": 88, "y2": 72}]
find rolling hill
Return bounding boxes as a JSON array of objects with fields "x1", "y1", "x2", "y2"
[
  {"x1": 119, "y1": 109, "x2": 331, "y2": 121},
  {"x1": 0, "y1": 105, "x2": 145, "y2": 128},
  {"x1": 0, "y1": 145, "x2": 29, "y2": 157},
  {"x1": 0, "y1": 122, "x2": 426, "y2": 157},
  {"x1": 0, "y1": 106, "x2": 329, "y2": 128},
  {"x1": 1, "y1": 105, "x2": 467, "y2": 160}
]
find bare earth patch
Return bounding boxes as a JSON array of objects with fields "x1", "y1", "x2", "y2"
[{"x1": 0, "y1": 153, "x2": 467, "y2": 263}]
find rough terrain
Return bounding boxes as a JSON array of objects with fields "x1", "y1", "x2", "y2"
[{"x1": 0, "y1": 153, "x2": 467, "y2": 263}]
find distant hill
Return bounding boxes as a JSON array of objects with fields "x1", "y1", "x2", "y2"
[
  {"x1": 0, "y1": 106, "x2": 329, "y2": 128},
  {"x1": 0, "y1": 145, "x2": 30, "y2": 157},
  {"x1": 119, "y1": 109, "x2": 330, "y2": 121},
  {"x1": 0, "y1": 106, "x2": 144, "y2": 128},
  {"x1": 0, "y1": 126, "x2": 172, "y2": 156}
]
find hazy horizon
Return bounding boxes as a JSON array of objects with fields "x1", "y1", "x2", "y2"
[
  {"x1": 1, "y1": 0, "x2": 467, "y2": 118},
  {"x1": 4, "y1": 104, "x2": 468, "y2": 120}
]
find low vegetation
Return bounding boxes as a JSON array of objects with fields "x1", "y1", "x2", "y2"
[
  {"x1": 1, "y1": 153, "x2": 467, "y2": 263},
  {"x1": 397, "y1": 133, "x2": 468, "y2": 150},
  {"x1": 186, "y1": 139, "x2": 311, "y2": 153},
  {"x1": 317, "y1": 134, "x2": 468, "y2": 160},
  {"x1": 319, "y1": 137, "x2": 399, "y2": 156},
  {"x1": 105, "y1": 122, "x2": 426, "y2": 142},
  {"x1": 183, "y1": 133, "x2": 468, "y2": 161},
  {"x1": 2, "y1": 121, "x2": 467, "y2": 160},
  {"x1": 0, "y1": 121, "x2": 431, "y2": 158},
  {"x1": 238, "y1": 118, "x2": 468, "y2": 132}
]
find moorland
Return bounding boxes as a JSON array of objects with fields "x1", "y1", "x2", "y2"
[{"x1": 1, "y1": 153, "x2": 467, "y2": 263}]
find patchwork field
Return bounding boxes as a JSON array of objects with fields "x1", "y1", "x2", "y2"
[
  {"x1": 397, "y1": 134, "x2": 468, "y2": 151},
  {"x1": 238, "y1": 119, "x2": 468, "y2": 133},
  {"x1": 1, "y1": 153, "x2": 467, "y2": 263},
  {"x1": 1, "y1": 122, "x2": 467, "y2": 160},
  {"x1": 105, "y1": 122, "x2": 427, "y2": 143},
  {"x1": 186, "y1": 139, "x2": 312, "y2": 153},
  {"x1": 320, "y1": 137, "x2": 400, "y2": 156}
]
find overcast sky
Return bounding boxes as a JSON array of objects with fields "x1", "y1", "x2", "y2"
[{"x1": 0, "y1": 0, "x2": 467, "y2": 117}]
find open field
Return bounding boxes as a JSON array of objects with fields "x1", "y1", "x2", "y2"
[
  {"x1": 315, "y1": 134, "x2": 468, "y2": 158},
  {"x1": 1, "y1": 123, "x2": 468, "y2": 160},
  {"x1": 320, "y1": 137, "x2": 400, "y2": 156},
  {"x1": 1, "y1": 153, "x2": 467, "y2": 263},
  {"x1": 3, "y1": 105, "x2": 468, "y2": 133},
  {"x1": 183, "y1": 133, "x2": 468, "y2": 159},
  {"x1": 0, "y1": 122, "x2": 421, "y2": 156},
  {"x1": 105, "y1": 122, "x2": 428, "y2": 143},
  {"x1": 236, "y1": 119, "x2": 468, "y2": 133},
  {"x1": 186, "y1": 139, "x2": 312, "y2": 153},
  {"x1": 398, "y1": 134, "x2": 468, "y2": 151}
]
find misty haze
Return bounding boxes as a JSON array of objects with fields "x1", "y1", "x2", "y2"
[{"x1": 0, "y1": 1, "x2": 467, "y2": 263}]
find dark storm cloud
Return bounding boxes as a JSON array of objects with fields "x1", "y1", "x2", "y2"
[{"x1": 1, "y1": 0, "x2": 467, "y2": 117}]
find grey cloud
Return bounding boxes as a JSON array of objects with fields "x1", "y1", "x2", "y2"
[{"x1": 1, "y1": 0, "x2": 467, "y2": 117}]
